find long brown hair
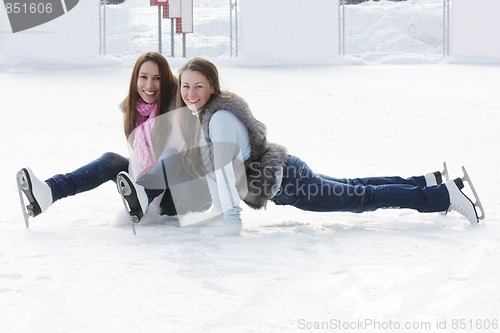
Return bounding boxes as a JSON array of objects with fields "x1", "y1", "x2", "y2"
[
  {"x1": 123, "y1": 52, "x2": 178, "y2": 139},
  {"x1": 177, "y1": 58, "x2": 229, "y2": 177},
  {"x1": 177, "y1": 57, "x2": 225, "y2": 145}
]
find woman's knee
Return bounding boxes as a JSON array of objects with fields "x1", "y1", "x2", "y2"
[{"x1": 99, "y1": 152, "x2": 128, "y2": 171}]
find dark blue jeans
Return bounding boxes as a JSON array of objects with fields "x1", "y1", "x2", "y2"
[
  {"x1": 45, "y1": 152, "x2": 177, "y2": 215},
  {"x1": 271, "y1": 155, "x2": 450, "y2": 213}
]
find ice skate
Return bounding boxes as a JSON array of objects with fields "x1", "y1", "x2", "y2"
[
  {"x1": 16, "y1": 168, "x2": 53, "y2": 228},
  {"x1": 116, "y1": 172, "x2": 148, "y2": 234},
  {"x1": 425, "y1": 161, "x2": 449, "y2": 186},
  {"x1": 445, "y1": 166, "x2": 485, "y2": 224}
]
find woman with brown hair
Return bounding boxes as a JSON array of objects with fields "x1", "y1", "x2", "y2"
[
  {"x1": 17, "y1": 52, "x2": 180, "y2": 227},
  {"x1": 169, "y1": 57, "x2": 484, "y2": 233}
]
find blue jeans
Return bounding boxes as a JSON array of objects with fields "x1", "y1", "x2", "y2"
[
  {"x1": 45, "y1": 152, "x2": 177, "y2": 215},
  {"x1": 271, "y1": 155, "x2": 450, "y2": 213}
]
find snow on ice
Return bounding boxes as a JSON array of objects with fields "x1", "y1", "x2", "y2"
[{"x1": 1, "y1": 1, "x2": 500, "y2": 332}]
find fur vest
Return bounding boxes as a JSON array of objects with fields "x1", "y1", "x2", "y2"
[{"x1": 200, "y1": 92, "x2": 288, "y2": 209}]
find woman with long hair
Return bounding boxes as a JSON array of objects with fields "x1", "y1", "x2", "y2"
[
  {"x1": 171, "y1": 57, "x2": 484, "y2": 233},
  {"x1": 17, "y1": 52, "x2": 181, "y2": 226}
]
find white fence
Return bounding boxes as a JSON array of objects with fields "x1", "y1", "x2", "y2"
[
  {"x1": 99, "y1": 0, "x2": 449, "y2": 60},
  {"x1": 99, "y1": 0, "x2": 238, "y2": 60},
  {"x1": 1, "y1": 0, "x2": 500, "y2": 62},
  {"x1": 339, "y1": 0, "x2": 450, "y2": 59}
]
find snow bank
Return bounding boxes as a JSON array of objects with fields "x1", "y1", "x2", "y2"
[{"x1": 1, "y1": 62, "x2": 500, "y2": 333}]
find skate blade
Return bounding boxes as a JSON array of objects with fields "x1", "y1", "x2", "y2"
[
  {"x1": 461, "y1": 166, "x2": 485, "y2": 221},
  {"x1": 442, "y1": 161, "x2": 449, "y2": 182},
  {"x1": 118, "y1": 192, "x2": 138, "y2": 236},
  {"x1": 16, "y1": 170, "x2": 33, "y2": 228},
  {"x1": 129, "y1": 219, "x2": 137, "y2": 236}
]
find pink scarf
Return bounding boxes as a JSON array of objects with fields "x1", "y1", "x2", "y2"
[
  {"x1": 133, "y1": 100, "x2": 158, "y2": 172},
  {"x1": 135, "y1": 99, "x2": 157, "y2": 126}
]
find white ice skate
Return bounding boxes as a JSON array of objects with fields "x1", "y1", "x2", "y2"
[
  {"x1": 425, "y1": 161, "x2": 449, "y2": 186},
  {"x1": 116, "y1": 171, "x2": 148, "y2": 235},
  {"x1": 16, "y1": 168, "x2": 52, "y2": 228},
  {"x1": 445, "y1": 166, "x2": 485, "y2": 224}
]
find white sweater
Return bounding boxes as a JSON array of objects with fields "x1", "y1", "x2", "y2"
[{"x1": 207, "y1": 110, "x2": 251, "y2": 224}]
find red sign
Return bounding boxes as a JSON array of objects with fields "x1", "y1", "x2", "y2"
[
  {"x1": 150, "y1": 0, "x2": 167, "y2": 6},
  {"x1": 162, "y1": 3, "x2": 171, "y2": 18}
]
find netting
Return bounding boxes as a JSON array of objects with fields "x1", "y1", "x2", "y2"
[
  {"x1": 100, "y1": 0, "x2": 238, "y2": 60},
  {"x1": 340, "y1": 0, "x2": 449, "y2": 59}
]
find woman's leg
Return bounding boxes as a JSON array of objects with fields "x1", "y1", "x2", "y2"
[
  {"x1": 318, "y1": 163, "x2": 447, "y2": 187},
  {"x1": 46, "y1": 152, "x2": 129, "y2": 202},
  {"x1": 318, "y1": 174, "x2": 428, "y2": 187},
  {"x1": 271, "y1": 156, "x2": 450, "y2": 213},
  {"x1": 159, "y1": 188, "x2": 177, "y2": 216}
]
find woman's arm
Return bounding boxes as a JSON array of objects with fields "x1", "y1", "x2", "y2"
[{"x1": 208, "y1": 111, "x2": 250, "y2": 224}]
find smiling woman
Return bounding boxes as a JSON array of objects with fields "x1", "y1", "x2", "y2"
[
  {"x1": 16, "y1": 52, "x2": 181, "y2": 228},
  {"x1": 180, "y1": 69, "x2": 215, "y2": 113},
  {"x1": 152, "y1": 57, "x2": 485, "y2": 233},
  {"x1": 137, "y1": 61, "x2": 161, "y2": 104},
  {"x1": 123, "y1": 52, "x2": 177, "y2": 139}
]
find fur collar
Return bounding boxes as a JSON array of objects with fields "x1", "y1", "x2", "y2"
[{"x1": 200, "y1": 92, "x2": 288, "y2": 209}]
